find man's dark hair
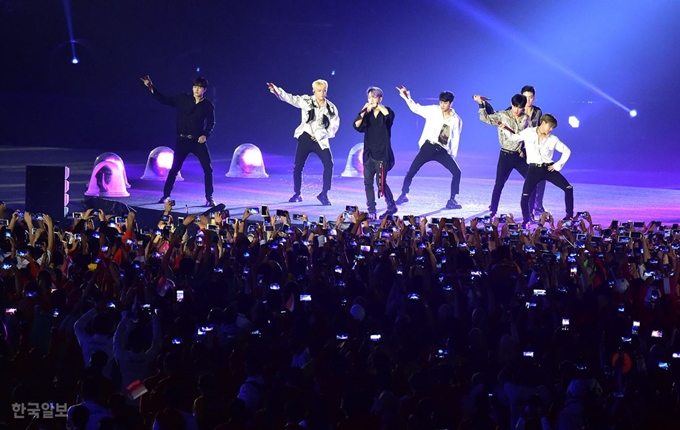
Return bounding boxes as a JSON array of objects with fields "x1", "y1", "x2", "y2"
[
  {"x1": 520, "y1": 85, "x2": 536, "y2": 95},
  {"x1": 511, "y1": 94, "x2": 527, "y2": 108},
  {"x1": 71, "y1": 404, "x2": 90, "y2": 428},
  {"x1": 193, "y1": 77, "x2": 209, "y2": 88},
  {"x1": 541, "y1": 113, "x2": 558, "y2": 128},
  {"x1": 439, "y1": 91, "x2": 454, "y2": 103}
]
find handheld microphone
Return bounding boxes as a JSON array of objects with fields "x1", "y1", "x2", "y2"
[{"x1": 497, "y1": 121, "x2": 515, "y2": 134}]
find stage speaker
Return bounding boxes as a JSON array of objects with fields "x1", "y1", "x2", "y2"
[{"x1": 25, "y1": 165, "x2": 70, "y2": 220}]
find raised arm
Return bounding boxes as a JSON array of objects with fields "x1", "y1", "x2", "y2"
[
  {"x1": 145, "y1": 313, "x2": 162, "y2": 359},
  {"x1": 397, "y1": 86, "x2": 428, "y2": 117},
  {"x1": 141, "y1": 75, "x2": 177, "y2": 107},
  {"x1": 113, "y1": 314, "x2": 134, "y2": 360},
  {"x1": 74, "y1": 308, "x2": 98, "y2": 343},
  {"x1": 267, "y1": 83, "x2": 309, "y2": 109},
  {"x1": 354, "y1": 103, "x2": 372, "y2": 131},
  {"x1": 473, "y1": 95, "x2": 504, "y2": 126}
]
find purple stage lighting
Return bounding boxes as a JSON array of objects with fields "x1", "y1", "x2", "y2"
[
  {"x1": 141, "y1": 146, "x2": 183, "y2": 181},
  {"x1": 629, "y1": 110, "x2": 637, "y2": 118},
  {"x1": 226, "y1": 143, "x2": 268, "y2": 178},
  {"x1": 241, "y1": 148, "x2": 262, "y2": 170},
  {"x1": 156, "y1": 150, "x2": 174, "y2": 171}
]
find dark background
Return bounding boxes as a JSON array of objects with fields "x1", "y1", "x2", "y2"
[{"x1": 1, "y1": 0, "x2": 678, "y2": 178}]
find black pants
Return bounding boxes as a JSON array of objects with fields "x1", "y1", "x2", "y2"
[
  {"x1": 163, "y1": 137, "x2": 214, "y2": 199},
  {"x1": 401, "y1": 143, "x2": 461, "y2": 199},
  {"x1": 364, "y1": 156, "x2": 395, "y2": 212},
  {"x1": 521, "y1": 165, "x2": 573, "y2": 223},
  {"x1": 293, "y1": 132, "x2": 334, "y2": 195},
  {"x1": 489, "y1": 150, "x2": 536, "y2": 213},
  {"x1": 533, "y1": 180, "x2": 546, "y2": 212}
]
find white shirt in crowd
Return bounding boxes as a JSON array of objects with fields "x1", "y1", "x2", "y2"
[
  {"x1": 113, "y1": 313, "x2": 162, "y2": 399},
  {"x1": 508, "y1": 127, "x2": 571, "y2": 171},
  {"x1": 402, "y1": 95, "x2": 463, "y2": 157},
  {"x1": 74, "y1": 308, "x2": 115, "y2": 380},
  {"x1": 271, "y1": 84, "x2": 340, "y2": 150}
]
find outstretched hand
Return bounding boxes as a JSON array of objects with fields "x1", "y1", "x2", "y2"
[
  {"x1": 267, "y1": 83, "x2": 280, "y2": 98},
  {"x1": 396, "y1": 86, "x2": 410, "y2": 99},
  {"x1": 140, "y1": 75, "x2": 153, "y2": 89}
]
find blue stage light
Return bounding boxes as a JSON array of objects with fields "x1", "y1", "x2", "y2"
[
  {"x1": 71, "y1": 57, "x2": 79, "y2": 64},
  {"x1": 331, "y1": 69, "x2": 336, "y2": 76},
  {"x1": 196, "y1": 67, "x2": 201, "y2": 72},
  {"x1": 629, "y1": 109, "x2": 637, "y2": 118},
  {"x1": 568, "y1": 116, "x2": 580, "y2": 128}
]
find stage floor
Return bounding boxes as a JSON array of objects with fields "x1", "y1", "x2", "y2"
[{"x1": 2, "y1": 145, "x2": 679, "y2": 225}]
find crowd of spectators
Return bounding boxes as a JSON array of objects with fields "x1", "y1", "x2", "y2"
[{"x1": 1, "y1": 200, "x2": 680, "y2": 430}]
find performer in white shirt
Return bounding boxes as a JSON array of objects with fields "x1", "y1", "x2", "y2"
[
  {"x1": 395, "y1": 87, "x2": 464, "y2": 209},
  {"x1": 268, "y1": 80, "x2": 340, "y2": 205},
  {"x1": 520, "y1": 85, "x2": 547, "y2": 217},
  {"x1": 505, "y1": 114, "x2": 573, "y2": 228}
]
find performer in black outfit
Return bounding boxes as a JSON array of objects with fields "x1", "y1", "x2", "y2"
[
  {"x1": 353, "y1": 87, "x2": 397, "y2": 219},
  {"x1": 141, "y1": 76, "x2": 216, "y2": 206}
]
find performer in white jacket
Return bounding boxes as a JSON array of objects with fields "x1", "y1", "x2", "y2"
[
  {"x1": 395, "y1": 87, "x2": 464, "y2": 209},
  {"x1": 268, "y1": 80, "x2": 340, "y2": 206}
]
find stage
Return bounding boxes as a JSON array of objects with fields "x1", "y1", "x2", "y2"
[{"x1": 2, "y1": 144, "x2": 679, "y2": 227}]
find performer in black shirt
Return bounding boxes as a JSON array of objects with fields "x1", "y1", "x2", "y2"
[
  {"x1": 353, "y1": 87, "x2": 397, "y2": 219},
  {"x1": 141, "y1": 76, "x2": 216, "y2": 206}
]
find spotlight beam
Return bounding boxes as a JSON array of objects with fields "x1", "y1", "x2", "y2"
[
  {"x1": 61, "y1": 0, "x2": 78, "y2": 63},
  {"x1": 448, "y1": 1, "x2": 634, "y2": 113}
]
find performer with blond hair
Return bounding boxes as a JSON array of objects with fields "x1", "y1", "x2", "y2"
[{"x1": 268, "y1": 79, "x2": 340, "y2": 205}]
